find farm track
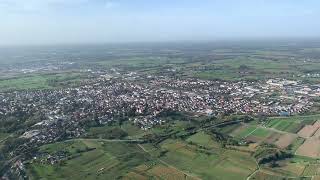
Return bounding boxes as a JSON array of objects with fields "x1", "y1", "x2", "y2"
[{"x1": 0, "y1": 134, "x2": 13, "y2": 143}]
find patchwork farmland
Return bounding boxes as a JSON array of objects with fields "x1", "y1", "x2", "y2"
[
  {"x1": 229, "y1": 117, "x2": 320, "y2": 159},
  {"x1": 25, "y1": 114, "x2": 320, "y2": 180}
]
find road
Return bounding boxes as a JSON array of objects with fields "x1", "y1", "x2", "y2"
[
  {"x1": 66, "y1": 138, "x2": 144, "y2": 142},
  {"x1": 0, "y1": 134, "x2": 14, "y2": 144}
]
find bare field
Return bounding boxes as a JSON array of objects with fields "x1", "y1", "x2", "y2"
[
  {"x1": 314, "y1": 127, "x2": 320, "y2": 137},
  {"x1": 264, "y1": 133, "x2": 282, "y2": 144},
  {"x1": 313, "y1": 121, "x2": 320, "y2": 128},
  {"x1": 296, "y1": 137, "x2": 320, "y2": 158},
  {"x1": 274, "y1": 134, "x2": 297, "y2": 149},
  {"x1": 245, "y1": 135, "x2": 264, "y2": 143},
  {"x1": 297, "y1": 121, "x2": 320, "y2": 138}
]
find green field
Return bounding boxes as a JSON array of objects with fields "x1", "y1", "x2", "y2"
[
  {"x1": 0, "y1": 72, "x2": 87, "y2": 92},
  {"x1": 266, "y1": 117, "x2": 314, "y2": 133},
  {"x1": 27, "y1": 139, "x2": 152, "y2": 180},
  {"x1": 90, "y1": 50, "x2": 320, "y2": 82},
  {"x1": 267, "y1": 120, "x2": 295, "y2": 132},
  {"x1": 98, "y1": 57, "x2": 186, "y2": 70},
  {"x1": 302, "y1": 164, "x2": 320, "y2": 176},
  {"x1": 217, "y1": 123, "x2": 242, "y2": 134},
  {"x1": 159, "y1": 139, "x2": 257, "y2": 180},
  {"x1": 266, "y1": 114, "x2": 320, "y2": 133},
  {"x1": 232, "y1": 126, "x2": 257, "y2": 139},
  {"x1": 0, "y1": 133, "x2": 10, "y2": 148},
  {"x1": 23, "y1": 123, "x2": 320, "y2": 180},
  {"x1": 288, "y1": 137, "x2": 305, "y2": 153},
  {"x1": 186, "y1": 131, "x2": 220, "y2": 149},
  {"x1": 120, "y1": 122, "x2": 147, "y2": 139},
  {"x1": 0, "y1": 75, "x2": 50, "y2": 91},
  {"x1": 250, "y1": 128, "x2": 271, "y2": 138},
  {"x1": 27, "y1": 136, "x2": 260, "y2": 180},
  {"x1": 0, "y1": 133, "x2": 9, "y2": 141},
  {"x1": 268, "y1": 114, "x2": 320, "y2": 123}
]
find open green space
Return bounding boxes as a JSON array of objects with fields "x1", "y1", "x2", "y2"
[
  {"x1": 159, "y1": 139, "x2": 257, "y2": 180},
  {"x1": 233, "y1": 126, "x2": 257, "y2": 139},
  {"x1": 302, "y1": 164, "x2": 320, "y2": 176},
  {"x1": 27, "y1": 139, "x2": 152, "y2": 180},
  {"x1": 267, "y1": 120, "x2": 297, "y2": 132},
  {"x1": 0, "y1": 72, "x2": 87, "y2": 92},
  {"x1": 0, "y1": 133, "x2": 10, "y2": 141},
  {"x1": 266, "y1": 114, "x2": 320, "y2": 133},
  {"x1": 24, "y1": 120, "x2": 320, "y2": 180},
  {"x1": 250, "y1": 128, "x2": 271, "y2": 138},
  {"x1": 0, "y1": 75, "x2": 51, "y2": 91},
  {"x1": 27, "y1": 137, "x2": 259, "y2": 180},
  {"x1": 186, "y1": 131, "x2": 220, "y2": 149},
  {"x1": 90, "y1": 50, "x2": 320, "y2": 81},
  {"x1": 98, "y1": 57, "x2": 186, "y2": 69},
  {"x1": 268, "y1": 114, "x2": 320, "y2": 123},
  {"x1": 288, "y1": 137, "x2": 305, "y2": 153},
  {"x1": 120, "y1": 122, "x2": 147, "y2": 139}
]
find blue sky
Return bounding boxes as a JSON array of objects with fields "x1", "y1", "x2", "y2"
[{"x1": 1, "y1": 0, "x2": 319, "y2": 45}]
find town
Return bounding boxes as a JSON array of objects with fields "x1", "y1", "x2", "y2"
[{"x1": 0, "y1": 71, "x2": 317, "y2": 147}]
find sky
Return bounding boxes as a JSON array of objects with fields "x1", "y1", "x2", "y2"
[{"x1": 0, "y1": 0, "x2": 320, "y2": 45}]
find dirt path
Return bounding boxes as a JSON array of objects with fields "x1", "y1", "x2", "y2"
[
  {"x1": 0, "y1": 134, "x2": 13, "y2": 143},
  {"x1": 246, "y1": 167, "x2": 259, "y2": 180},
  {"x1": 244, "y1": 127, "x2": 259, "y2": 138},
  {"x1": 246, "y1": 158, "x2": 260, "y2": 180},
  {"x1": 137, "y1": 144, "x2": 149, "y2": 152}
]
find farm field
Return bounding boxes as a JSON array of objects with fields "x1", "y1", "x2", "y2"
[
  {"x1": 251, "y1": 157, "x2": 320, "y2": 179},
  {"x1": 230, "y1": 125, "x2": 274, "y2": 143},
  {"x1": 0, "y1": 133, "x2": 9, "y2": 142},
  {"x1": 27, "y1": 139, "x2": 153, "y2": 180},
  {"x1": 274, "y1": 134, "x2": 297, "y2": 149},
  {"x1": 124, "y1": 164, "x2": 198, "y2": 180},
  {"x1": 250, "y1": 128, "x2": 271, "y2": 138},
  {"x1": 267, "y1": 114, "x2": 320, "y2": 124},
  {"x1": 230, "y1": 125, "x2": 257, "y2": 138},
  {"x1": 266, "y1": 119, "x2": 303, "y2": 133},
  {"x1": 251, "y1": 171, "x2": 285, "y2": 180},
  {"x1": 263, "y1": 132, "x2": 282, "y2": 144},
  {"x1": 297, "y1": 121, "x2": 320, "y2": 138},
  {"x1": 0, "y1": 75, "x2": 51, "y2": 92},
  {"x1": 0, "y1": 72, "x2": 87, "y2": 92},
  {"x1": 258, "y1": 163, "x2": 306, "y2": 177},
  {"x1": 287, "y1": 137, "x2": 305, "y2": 152},
  {"x1": 22, "y1": 120, "x2": 320, "y2": 180},
  {"x1": 159, "y1": 138, "x2": 257, "y2": 180},
  {"x1": 120, "y1": 122, "x2": 148, "y2": 138},
  {"x1": 186, "y1": 131, "x2": 220, "y2": 149},
  {"x1": 296, "y1": 137, "x2": 320, "y2": 158},
  {"x1": 228, "y1": 118, "x2": 320, "y2": 159},
  {"x1": 27, "y1": 135, "x2": 260, "y2": 180}
]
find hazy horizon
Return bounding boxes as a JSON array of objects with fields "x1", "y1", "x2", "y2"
[{"x1": 1, "y1": 0, "x2": 320, "y2": 46}]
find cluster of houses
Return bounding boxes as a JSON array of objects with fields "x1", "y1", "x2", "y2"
[
  {"x1": 0, "y1": 61, "x2": 78, "y2": 75},
  {"x1": 0, "y1": 75, "x2": 317, "y2": 138}
]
